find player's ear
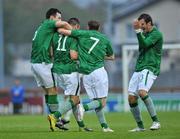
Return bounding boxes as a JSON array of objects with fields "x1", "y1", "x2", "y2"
[
  {"x1": 77, "y1": 25, "x2": 80, "y2": 29},
  {"x1": 147, "y1": 22, "x2": 152, "y2": 26}
]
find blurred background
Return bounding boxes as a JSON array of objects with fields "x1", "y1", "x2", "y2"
[{"x1": 0, "y1": 0, "x2": 180, "y2": 114}]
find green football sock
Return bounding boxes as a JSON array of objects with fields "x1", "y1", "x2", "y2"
[
  {"x1": 142, "y1": 95, "x2": 159, "y2": 122},
  {"x1": 83, "y1": 100, "x2": 102, "y2": 111},
  {"x1": 129, "y1": 102, "x2": 144, "y2": 128},
  {"x1": 95, "y1": 108, "x2": 108, "y2": 128},
  {"x1": 47, "y1": 95, "x2": 59, "y2": 114}
]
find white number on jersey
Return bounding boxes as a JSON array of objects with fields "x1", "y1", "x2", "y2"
[
  {"x1": 57, "y1": 35, "x2": 67, "y2": 51},
  {"x1": 88, "y1": 37, "x2": 100, "y2": 54},
  {"x1": 32, "y1": 26, "x2": 41, "y2": 41},
  {"x1": 32, "y1": 31, "x2": 38, "y2": 41}
]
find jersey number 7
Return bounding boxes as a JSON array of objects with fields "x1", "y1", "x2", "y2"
[{"x1": 88, "y1": 37, "x2": 99, "y2": 54}]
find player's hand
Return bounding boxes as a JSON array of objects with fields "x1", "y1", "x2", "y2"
[{"x1": 133, "y1": 19, "x2": 140, "y2": 30}]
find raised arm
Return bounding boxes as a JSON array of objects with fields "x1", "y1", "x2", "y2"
[
  {"x1": 136, "y1": 32, "x2": 161, "y2": 48},
  {"x1": 55, "y1": 21, "x2": 72, "y2": 30},
  {"x1": 133, "y1": 19, "x2": 160, "y2": 48},
  {"x1": 57, "y1": 28, "x2": 72, "y2": 36}
]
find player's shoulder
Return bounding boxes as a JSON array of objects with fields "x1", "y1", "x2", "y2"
[
  {"x1": 42, "y1": 19, "x2": 55, "y2": 25},
  {"x1": 152, "y1": 27, "x2": 163, "y2": 37},
  {"x1": 41, "y1": 19, "x2": 56, "y2": 29},
  {"x1": 95, "y1": 31, "x2": 110, "y2": 42},
  {"x1": 149, "y1": 27, "x2": 163, "y2": 41}
]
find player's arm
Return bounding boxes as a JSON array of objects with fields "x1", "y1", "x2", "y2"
[
  {"x1": 58, "y1": 29, "x2": 87, "y2": 38},
  {"x1": 57, "y1": 28, "x2": 72, "y2": 36},
  {"x1": 105, "y1": 40, "x2": 115, "y2": 60},
  {"x1": 70, "y1": 50, "x2": 78, "y2": 60},
  {"x1": 55, "y1": 21, "x2": 72, "y2": 30},
  {"x1": 136, "y1": 32, "x2": 161, "y2": 48},
  {"x1": 133, "y1": 19, "x2": 160, "y2": 48},
  {"x1": 70, "y1": 38, "x2": 78, "y2": 60}
]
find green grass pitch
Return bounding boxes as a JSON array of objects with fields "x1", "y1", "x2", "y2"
[{"x1": 0, "y1": 112, "x2": 179, "y2": 139}]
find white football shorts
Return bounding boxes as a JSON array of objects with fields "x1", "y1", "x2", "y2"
[
  {"x1": 53, "y1": 72, "x2": 80, "y2": 96},
  {"x1": 83, "y1": 67, "x2": 109, "y2": 99},
  {"x1": 31, "y1": 63, "x2": 55, "y2": 88},
  {"x1": 128, "y1": 69, "x2": 157, "y2": 96}
]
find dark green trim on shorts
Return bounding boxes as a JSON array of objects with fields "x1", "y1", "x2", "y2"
[{"x1": 145, "y1": 71, "x2": 149, "y2": 86}]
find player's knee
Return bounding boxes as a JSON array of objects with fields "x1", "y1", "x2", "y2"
[
  {"x1": 138, "y1": 90, "x2": 148, "y2": 98},
  {"x1": 128, "y1": 95, "x2": 137, "y2": 104},
  {"x1": 101, "y1": 98, "x2": 107, "y2": 108},
  {"x1": 70, "y1": 96, "x2": 80, "y2": 105},
  {"x1": 47, "y1": 87, "x2": 57, "y2": 95}
]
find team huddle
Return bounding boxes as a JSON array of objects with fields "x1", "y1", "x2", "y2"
[
  {"x1": 31, "y1": 8, "x2": 114, "y2": 132},
  {"x1": 31, "y1": 8, "x2": 163, "y2": 132}
]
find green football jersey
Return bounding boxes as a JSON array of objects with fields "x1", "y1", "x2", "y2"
[
  {"x1": 71, "y1": 30, "x2": 114, "y2": 74},
  {"x1": 135, "y1": 27, "x2": 163, "y2": 75},
  {"x1": 31, "y1": 19, "x2": 56, "y2": 63},
  {"x1": 52, "y1": 33, "x2": 78, "y2": 74}
]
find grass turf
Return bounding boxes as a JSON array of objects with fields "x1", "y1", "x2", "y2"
[{"x1": 0, "y1": 112, "x2": 179, "y2": 139}]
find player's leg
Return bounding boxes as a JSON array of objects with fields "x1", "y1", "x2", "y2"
[
  {"x1": 94, "y1": 98, "x2": 113, "y2": 132},
  {"x1": 70, "y1": 96, "x2": 93, "y2": 131},
  {"x1": 83, "y1": 67, "x2": 113, "y2": 132},
  {"x1": 138, "y1": 69, "x2": 160, "y2": 130},
  {"x1": 82, "y1": 70, "x2": 103, "y2": 111},
  {"x1": 31, "y1": 63, "x2": 59, "y2": 113},
  {"x1": 42, "y1": 86, "x2": 50, "y2": 112},
  {"x1": 31, "y1": 63, "x2": 59, "y2": 131},
  {"x1": 43, "y1": 75, "x2": 60, "y2": 131},
  {"x1": 94, "y1": 68, "x2": 113, "y2": 132},
  {"x1": 46, "y1": 87, "x2": 59, "y2": 114},
  {"x1": 31, "y1": 64, "x2": 49, "y2": 112},
  {"x1": 68, "y1": 73, "x2": 92, "y2": 131},
  {"x1": 54, "y1": 73, "x2": 80, "y2": 117},
  {"x1": 128, "y1": 95, "x2": 145, "y2": 132},
  {"x1": 51, "y1": 72, "x2": 82, "y2": 128},
  {"x1": 60, "y1": 96, "x2": 72, "y2": 124},
  {"x1": 128, "y1": 72, "x2": 145, "y2": 132}
]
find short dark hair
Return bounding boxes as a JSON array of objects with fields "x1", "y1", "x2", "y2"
[
  {"x1": 68, "y1": 18, "x2": 80, "y2": 26},
  {"x1": 138, "y1": 13, "x2": 153, "y2": 25},
  {"x1": 88, "y1": 20, "x2": 100, "y2": 30},
  {"x1": 46, "y1": 8, "x2": 61, "y2": 19}
]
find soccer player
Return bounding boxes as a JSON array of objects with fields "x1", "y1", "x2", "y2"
[
  {"x1": 51, "y1": 17, "x2": 92, "y2": 131},
  {"x1": 31, "y1": 8, "x2": 72, "y2": 130},
  {"x1": 128, "y1": 13, "x2": 163, "y2": 132},
  {"x1": 58, "y1": 20, "x2": 115, "y2": 132}
]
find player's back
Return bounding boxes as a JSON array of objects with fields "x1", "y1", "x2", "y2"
[
  {"x1": 52, "y1": 33, "x2": 78, "y2": 74},
  {"x1": 31, "y1": 19, "x2": 56, "y2": 63},
  {"x1": 71, "y1": 30, "x2": 113, "y2": 74}
]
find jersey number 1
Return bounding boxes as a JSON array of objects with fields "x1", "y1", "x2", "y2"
[{"x1": 88, "y1": 37, "x2": 99, "y2": 54}]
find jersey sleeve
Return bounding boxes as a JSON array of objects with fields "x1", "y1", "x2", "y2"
[
  {"x1": 137, "y1": 31, "x2": 162, "y2": 48},
  {"x1": 69, "y1": 37, "x2": 78, "y2": 51},
  {"x1": 71, "y1": 30, "x2": 88, "y2": 38},
  {"x1": 106, "y1": 41, "x2": 114, "y2": 56},
  {"x1": 47, "y1": 20, "x2": 56, "y2": 29}
]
